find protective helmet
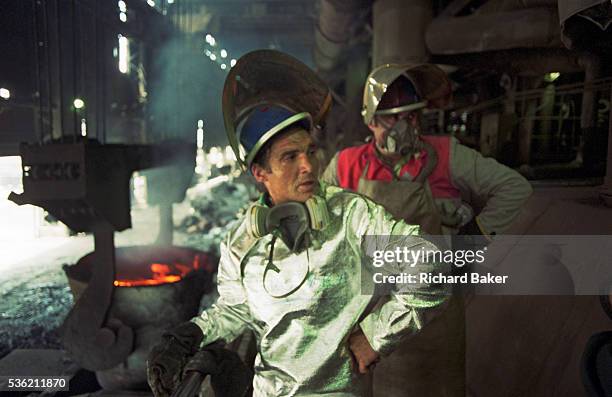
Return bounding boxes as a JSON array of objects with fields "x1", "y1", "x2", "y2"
[
  {"x1": 362, "y1": 63, "x2": 452, "y2": 125},
  {"x1": 223, "y1": 49, "x2": 331, "y2": 171},
  {"x1": 240, "y1": 105, "x2": 312, "y2": 167}
]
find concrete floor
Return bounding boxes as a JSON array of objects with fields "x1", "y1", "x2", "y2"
[{"x1": 1, "y1": 181, "x2": 610, "y2": 396}]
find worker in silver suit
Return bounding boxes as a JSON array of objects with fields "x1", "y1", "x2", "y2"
[{"x1": 146, "y1": 50, "x2": 450, "y2": 397}]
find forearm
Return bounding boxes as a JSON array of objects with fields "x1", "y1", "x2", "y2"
[
  {"x1": 192, "y1": 236, "x2": 255, "y2": 347},
  {"x1": 475, "y1": 174, "x2": 533, "y2": 234},
  {"x1": 450, "y1": 138, "x2": 533, "y2": 235}
]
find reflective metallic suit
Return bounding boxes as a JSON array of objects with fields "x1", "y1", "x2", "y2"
[{"x1": 192, "y1": 183, "x2": 448, "y2": 396}]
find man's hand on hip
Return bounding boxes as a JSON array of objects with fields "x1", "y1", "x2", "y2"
[{"x1": 349, "y1": 327, "x2": 380, "y2": 374}]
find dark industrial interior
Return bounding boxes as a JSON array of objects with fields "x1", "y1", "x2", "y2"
[{"x1": 1, "y1": 0, "x2": 611, "y2": 396}]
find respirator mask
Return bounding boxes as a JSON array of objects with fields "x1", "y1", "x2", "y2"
[
  {"x1": 246, "y1": 194, "x2": 329, "y2": 253},
  {"x1": 377, "y1": 115, "x2": 423, "y2": 156}
]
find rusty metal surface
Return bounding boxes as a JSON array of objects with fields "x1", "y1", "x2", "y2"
[{"x1": 8, "y1": 140, "x2": 195, "y2": 232}]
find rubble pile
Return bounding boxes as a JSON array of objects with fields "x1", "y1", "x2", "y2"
[
  {"x1": 177, "y1": 179, "x2": 257, "y2": 257},
  {"x1": 0, "y1": 274, "x2": 73, "y2": 359}
]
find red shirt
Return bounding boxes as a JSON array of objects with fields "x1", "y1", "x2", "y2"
[{"x1": 335, "y1": 135, "x2": 460, "y2": 199}]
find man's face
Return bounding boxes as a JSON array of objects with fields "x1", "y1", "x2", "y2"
[
  {"x1": 368, "y1": 111, "x2": 420, "y2": 150},
  {"x1": 252, "y1": 128, "x2": 319, "y2": 205}
]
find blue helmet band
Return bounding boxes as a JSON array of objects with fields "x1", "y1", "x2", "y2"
[{"x1": 240, "y1": 107, "x2": 312, "y2": 167}]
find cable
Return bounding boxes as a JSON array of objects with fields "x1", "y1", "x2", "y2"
[
  {"x1": 54, "y1": 0, "x2": 66, "y2": 142},
  {"x1": 42, "y1": 0, "x2": 54, "y2": 142},
  {"x1": 31, "y1": 0, "x2": 44, "y2": 144}
]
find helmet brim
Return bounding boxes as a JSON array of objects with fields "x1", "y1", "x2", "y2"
[{"x1": 244, "y1": 111, "x2": 312, "y2": 167}]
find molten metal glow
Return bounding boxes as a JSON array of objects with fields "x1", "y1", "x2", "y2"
[{"x1": 113, "y1": 255, "x2": 202, "y2": 287}]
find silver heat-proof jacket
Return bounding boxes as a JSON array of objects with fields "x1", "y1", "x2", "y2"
[{"x1": 192, "y1": 183, "x2": 449, "y2": 396}]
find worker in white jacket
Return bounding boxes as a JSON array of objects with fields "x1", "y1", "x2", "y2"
[
  {"x1": 321, "y1": 63, "x2": 533, "y2": 397},
  {"x1": 322, "y1": 63, "x2": 533, "y2": 237}
]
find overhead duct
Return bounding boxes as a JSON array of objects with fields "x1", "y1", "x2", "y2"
[
  {"x1": 476, "y1": 0, "x2": 557, "y2": 13},
  {"x1": 426, "y1": 7, "x2": 562, "y2": 54},
  {"x1": 372, "y1": 0, "x2": 432, "y2": 66},
  {"x1": 314, "y1": 0, "x2": 369, "y2": 73},
  {"x1": 559, "y1": 0, "x2": 612, "y2": 51},
  {"x1": 431, "y1": 47, "x2": 584, "y2": 76}
]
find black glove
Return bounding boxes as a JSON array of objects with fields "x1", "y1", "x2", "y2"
[
  {"x1": 458, "y1": 217, "x2": 484, "y2": 236},
  {"x1": 147, "y1": 322, "x2": 204, "y2": 397},
  {"x1": 455, "y1": 218, "x2": 491, "y2": 252},
  {"x1": 181, "y1": 343, "x2": 253, "y2": 397}
]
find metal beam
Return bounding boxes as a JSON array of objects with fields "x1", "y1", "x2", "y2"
[{"x1": 440, "y1": 0, "x2": 478, "y2": 17}]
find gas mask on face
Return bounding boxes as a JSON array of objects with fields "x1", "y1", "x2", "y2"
[
  {"x1": 245, "y1": 194, "x2": 329, "y2": 253},
  {"x1": 377, "y1": 117, "x2": 423, "y2": 157}
]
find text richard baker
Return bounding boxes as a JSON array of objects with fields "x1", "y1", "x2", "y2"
[
  {"x1": 373, "y1": 272, "x2": 508, "y2": 285},
  {"x1": 369, "y1": 245, "x2": 508, "y2": 286}
]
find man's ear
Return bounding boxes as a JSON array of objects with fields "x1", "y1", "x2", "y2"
[{"x1": 251, "y1": 163, "x2": 268, "y2": 184}]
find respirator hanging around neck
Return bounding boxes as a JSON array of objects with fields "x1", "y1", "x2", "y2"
[{"x1": 245, "y1": 194, "x2": 329, "y2": 252}]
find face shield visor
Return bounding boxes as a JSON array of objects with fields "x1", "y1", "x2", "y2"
[
  {"x1": 222, "y1": 50, "x2": 332, "y2": 171},
  {"x1": 362, "y1": 64, "x2": 452, "y2": 156},
  {"x1": 374, "y1": 76, "x2": 426, "y2": 156}
]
